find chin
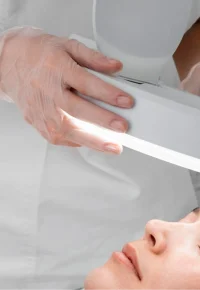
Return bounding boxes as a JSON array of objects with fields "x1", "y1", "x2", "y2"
[{"x1": 84, "y1": 268, "x2": 102, "y2": 290}]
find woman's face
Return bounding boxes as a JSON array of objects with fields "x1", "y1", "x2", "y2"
[{"x1": 85, "y1": 208, "x2": 200, "y2": 289}]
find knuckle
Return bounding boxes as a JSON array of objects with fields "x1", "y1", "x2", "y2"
[
  {"x1": 62, "y1": 116, "x2": 75, "y2": 139},
  {"x1": 45, "y1": 118, "x2": 65, "y2": 146},
  {"x1": 24, "y1": 115, "x2": 32, "y2": 125},
  {"x1": 23, "y1": 108, "x2": 32, "y2": 124},
  {"x1": 66, "y1": 39, "x2": 80, "y2": 52},
  {"x1": 90, "y1": 50, "x2": 108, "y2": 64},
  {"x1": 43, "y1": 49, "x2": 66, "y2": 72},
  {"x1": 62, "y1": 140, "x2": 76, "y2": 147},
  {"x1": 69, "y1": 62, "x2": 86, "y2": 88},
  {"x1": 67, "y1": 57, "x2": 79, "y2": 72},
  {"x1": 40, "y1": 131, "x2": 49, "y2": 141},
  {"x1": 91, "y1": 49, "x2": 102, "y2": 60},
  {"x1": 45, "y1": 121, "x2": 60, "y2": 145},
  {"x1": 48, "y1": 132, "x2": 60, "y2": 145}
]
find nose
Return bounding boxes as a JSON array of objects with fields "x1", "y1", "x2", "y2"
[{"x1": 144, "y1": 219, "x2": 167, "y2": 254}]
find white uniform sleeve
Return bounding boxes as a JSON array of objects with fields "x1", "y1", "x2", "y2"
[
  {"x1": 0, "y1": 0, "x2": 24, "y2": 31},
  {"x1": 187, "y1": 0, "x2": 200, "y2": 30}
]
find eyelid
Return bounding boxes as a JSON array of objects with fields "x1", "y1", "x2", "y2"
[
  {"x1": 193, "y1": 208, "x2": 200, "y2": 220},
  {"x1": 193, "y1": 207, "x2": 200, "y2": 213},
  {"x1": 179, "y1": 208, "x2": 200, "y2": 223},
  {"x1": 195, "y1": 209, "x2": 200, "y2": 219}
]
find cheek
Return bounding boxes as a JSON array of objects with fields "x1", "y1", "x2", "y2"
[
  {"x1": 167, "y1": 254, "x2": 200, "y2": 289},
  {"x1": 148, "y1": 253, "x2": 198, "y2": 289}
]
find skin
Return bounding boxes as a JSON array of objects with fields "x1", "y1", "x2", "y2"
[
  {"x1": 174, "y1": 19, "x2": 200, "y2": 81},
  {"x1": 85, "y1": 23, "x2": 200, "y2": 289},
  {"x1": 3, "y1": 18, "x2": 198, "y2": 153},
  {"x1": 85, "y1": 208, "x2": 200, "y2": 289},
  {"x1": 84, "y1": 21, "x2": 200, "y2": 290},
  {"x1": 0, "y1": 27, "x2": 134, "y2": 154},
  {"x1": 174, "y1": 19, "x2": 200, "y2": 95}
]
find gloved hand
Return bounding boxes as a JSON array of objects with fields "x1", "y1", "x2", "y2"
[
  {"x1": 0, "y1": 26, "x2": 134, "y2": 154},
  {"x1": 180, "y1": 62, "x2": 200, "y2": 96}
]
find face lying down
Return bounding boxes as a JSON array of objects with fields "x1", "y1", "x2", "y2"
[{"x1": 85, "y1": 208, "x2": 200, "y2": 289}]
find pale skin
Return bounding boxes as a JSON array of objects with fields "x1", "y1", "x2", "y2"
[
  {"x1": 85, "y1": 208, "x2": 200, "y2": 289},
  {"x1": 2, "y1": 19, "x2": 199, "y2": 153},
  {"x1": 0, "y1": 27, "x2": 134, "y2": 154},
  {"x1": 84, "y1": 21, "x2": 200, "y2": 289}
]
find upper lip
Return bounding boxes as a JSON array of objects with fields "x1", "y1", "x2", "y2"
[{"x1": 122, "y1": 244, "x2": 142, "y2": 280}]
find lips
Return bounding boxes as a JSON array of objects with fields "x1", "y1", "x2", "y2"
[
  {"x1": 122, "y1": 244, "x2": 142, "y2": 280},
  {"x1": 112, "y1": 252, "x2": 135, "y2": 271}
]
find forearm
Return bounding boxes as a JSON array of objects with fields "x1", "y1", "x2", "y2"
[{"x1": 173, "y1": 19, "x2": 200, "y2": 81}]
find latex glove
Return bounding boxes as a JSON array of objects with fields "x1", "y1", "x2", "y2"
[
  {"x1": 180, "y1": 62, "x2": 200, "y2": 96},
  {"x1": 0, "y1": 27, "x2": 134, "y2": 154}
]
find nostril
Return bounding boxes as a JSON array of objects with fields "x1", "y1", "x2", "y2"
[{"x1": 149, "y1": 234, "x2": 156, "y2": 246}]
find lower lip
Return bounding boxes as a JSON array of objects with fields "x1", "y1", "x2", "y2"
[{"x1": 112, "y1": 252, "x2": 134, "y2": 270}]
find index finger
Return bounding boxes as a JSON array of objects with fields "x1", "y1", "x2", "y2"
[{"x1": 64, "y1": 59, "x2": 134, "y2": 109}]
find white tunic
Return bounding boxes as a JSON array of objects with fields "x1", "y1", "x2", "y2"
[{"x1": 0, "y1": 1, "x2": 199, "y2": 289}]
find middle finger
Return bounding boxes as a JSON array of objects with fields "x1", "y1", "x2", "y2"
[
  {"x1": 58, "y1": 89, "x2": 129, "y2": 133},
  {"x1": 64, "y1": 59, "x2": 134, "y2": 108}
]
